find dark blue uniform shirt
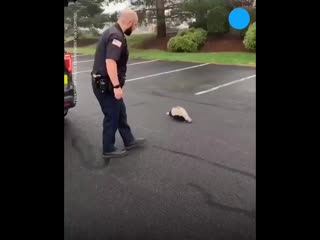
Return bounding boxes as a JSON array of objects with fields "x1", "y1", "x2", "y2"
[{"x1": 92, "y1": 23, "x2": 129, "y2": 87}]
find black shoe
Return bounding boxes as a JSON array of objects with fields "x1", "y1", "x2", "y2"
[
  {"x1": 125, "y1": 138, "x2": 146, "y2": 150},
  {"x1": 102, "y1": 149, "x2": 128, "y2": 158}
]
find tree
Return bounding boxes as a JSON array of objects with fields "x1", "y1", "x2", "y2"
[
  {"x1": 155, "y1": 0, "x2": 166, "y2": 37},
  {"x1": 207, "y1": 6, "x2": 229, "y2": 34},
  {"x1": 124, "y1": 0, "x2": 167, "y2": 37},
  {"x1": 227, "y1": 0, "x2": 255, "y2": 7},
  {"x1": 108, "y1": 0, "x2": 185, "y2": 38},
  {"x1": 64, "y1": 0, "x2": 109, "y2": 36},
  {"x1": 64, "y1": 0, "x2": 77, "y2": 7},
  {"x1": 183, "y1": 0, "x2": 228, "y2": 30},
  {"x1": 107, "y1": 11, "x2": 119, "y2": 23}
]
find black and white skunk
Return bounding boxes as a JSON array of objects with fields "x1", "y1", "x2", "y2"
[{"x1": 166, "y1": 106, "x2": 192, "y2": 123}]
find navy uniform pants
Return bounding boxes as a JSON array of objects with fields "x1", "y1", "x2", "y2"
[{"x1": 92, "y1": 80, "x2": 135, "y2": 153}]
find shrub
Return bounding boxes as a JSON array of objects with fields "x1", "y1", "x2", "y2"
[
  {"x1": 240, "y1": 7, "x2": 256, "y2": 38},
  {"x1": 243, "y1": 22, "x2": 256, "y2": 51},
  {"x1": 189, "y1": 19, "x2": 208, "y2": 30},
  {"x1": 169, "y1": 28, "x2": 208, "y2": 51},
  {"x1": 167, "y1": 37, "x2": 176, "y2": 50},
  {"x1": 183, "y1": 0, "x2": 227, "y2": 30},
  {"x1": 167, "y1": 35, "x2": 198, "y2": 53},
  {"x1": 192, "y1": 28, "x2": 208, "y2": 47},
  {"x1": 207, "y1": 6, "x2": 230, "y2": 35}
]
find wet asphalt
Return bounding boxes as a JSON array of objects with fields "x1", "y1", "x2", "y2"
[{"x1": 64, "y1": 55, "x2": 256, "y2": 240}]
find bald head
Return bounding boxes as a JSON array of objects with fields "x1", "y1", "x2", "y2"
[
  {"x1": 117, "y1": 8, "x2": 138, "y2": 36},
  {"x1": 119, "y1": 9, "x2": 138, "y2": 23}
]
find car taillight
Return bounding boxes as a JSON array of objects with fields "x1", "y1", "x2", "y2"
[{"x1": 64, "y1": 53, "x2": 72, "y2": 72}]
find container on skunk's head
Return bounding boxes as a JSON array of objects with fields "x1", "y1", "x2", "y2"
[{"x1": 166, "y1": 106, "x2": 192, "y2": 123}]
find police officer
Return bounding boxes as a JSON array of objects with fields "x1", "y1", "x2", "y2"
[{"x1": 92, "y1": 9, "x2": 145, "y2": 158}]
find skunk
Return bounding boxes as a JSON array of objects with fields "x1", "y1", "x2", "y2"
[{"x1": 166, "y1": 106, "x2": 192, "y2": 123}]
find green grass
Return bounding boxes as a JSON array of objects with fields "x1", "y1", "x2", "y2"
[
  {"x1": 130, "y1": 49, "x2": 255, "y2": 66},
  {"x1": 65, "y1": 33, "x2": 256, "y2": 66}
]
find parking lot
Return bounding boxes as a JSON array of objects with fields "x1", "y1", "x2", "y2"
[{"x1": 64, "y1": 54, "x2": 256, "y2": 240}]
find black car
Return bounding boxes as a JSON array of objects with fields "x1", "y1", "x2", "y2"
[
  {"x1": 64, "y1": 50, "x2": 77, "y2": 117},
  {"x1": 64, "y1": 0, "x2": 78, "y2": 117}
]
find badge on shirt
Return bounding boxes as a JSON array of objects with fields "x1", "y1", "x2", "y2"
[{"x1": 112, "y1": 39, "x2": 122, "y2": 48}]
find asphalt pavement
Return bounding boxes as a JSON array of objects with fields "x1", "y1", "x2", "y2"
[{"x1": 64, "y1": 55, "x2": 256, "y2": 240}]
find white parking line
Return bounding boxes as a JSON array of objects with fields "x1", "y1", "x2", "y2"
[
  {"x1": 126, "y1": 60, "x2": 158, "y2": 65},
  {"x1": 73, "y1": 54, "x2": 91, "y2": 57},
  {"x1": 73, "y1": 70, "x2": 92, "y2": 74},
  {"x1": 194, "y1": 75, "x2": 256, "y2": 95},
  {"x1": 73, "y1": 60, "x2": 159, "y2": 74},
  {"x1": 76, "y1": 59, "x2": 94, "y2": 63},
  {"x1": 76, "y1": 59, "x2": 158, "y2": 64},
  {"x1": 126, "y1": 63, "x2": 210, "y2": 82}
]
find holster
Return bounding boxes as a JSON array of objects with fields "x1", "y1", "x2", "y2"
[{"x1": 91, "y1": 72, "x2": 113, "y2": 93}]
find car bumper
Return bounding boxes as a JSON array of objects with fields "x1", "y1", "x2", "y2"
[{"x1": 64, "y1": 89, "x2": 76, "y2": 110}]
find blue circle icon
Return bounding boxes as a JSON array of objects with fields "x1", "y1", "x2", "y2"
[{"x1": 228, "y1": 8, "x2": 250, "y2": 30}]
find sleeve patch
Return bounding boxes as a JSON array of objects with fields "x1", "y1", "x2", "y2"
[{"x1": 112, "y1": 39, "x2": 122, "y2": 48}]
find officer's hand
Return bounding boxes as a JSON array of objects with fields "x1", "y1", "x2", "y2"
[{"x1": 114, "y1": 87, "x2": 123, "y2": 100}]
